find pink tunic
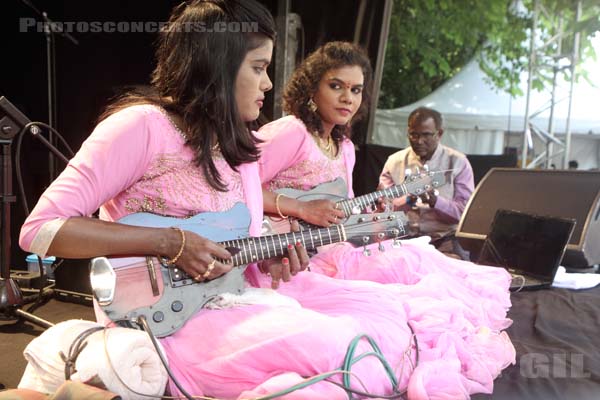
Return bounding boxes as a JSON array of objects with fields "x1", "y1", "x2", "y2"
[
  {"x1": 19, "y1": 107, "x2": 515, "y2": 399},
  {"x1": 258, "y1": 115, "x2": 355, "y2": 196}
]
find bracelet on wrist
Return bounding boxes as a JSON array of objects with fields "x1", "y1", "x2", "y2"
[
  {"x1": 159, "y1": 227, "x2": 186, "y2": 266},
  {"x1": 275, "y1": 193, "x2": 289, "y2": 219}
]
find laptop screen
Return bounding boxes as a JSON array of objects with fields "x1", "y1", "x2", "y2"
[{"x1": 478, "y1": 209, "x2": 576, "y2": 280}]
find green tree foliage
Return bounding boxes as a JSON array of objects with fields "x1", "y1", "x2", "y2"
[{"x1": 379, "y1": 0, "x2": 600, "y2": 109}]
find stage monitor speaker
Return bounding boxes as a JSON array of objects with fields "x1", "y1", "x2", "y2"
[{"x1": 456, "y1": 168, "x2": 600, "y2": 268}]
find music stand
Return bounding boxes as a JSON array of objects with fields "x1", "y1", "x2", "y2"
[{"x1": 0, "y1": 96, "x2": 69, "y2": 329}]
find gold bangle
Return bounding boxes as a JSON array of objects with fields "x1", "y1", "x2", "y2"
[
  {"x1": 161, "y1": 227, "x2": 186, "y2": 266},
  {"x1": 275, "y1": 193, "x2": 289, "y2": 219}
]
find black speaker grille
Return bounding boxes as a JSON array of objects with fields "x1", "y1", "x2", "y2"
[{"x1": 459, "y1": 168, "x2": 600, "y2": 245}]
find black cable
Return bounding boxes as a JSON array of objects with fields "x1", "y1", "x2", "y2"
[
  {"x1": 137, "y1": 315, "x2": 196, "y2": 400},
  {"x1": 407, "y1": 321, "x2": 419, "y2": 367},
  {"x1": 15, "y1": 121, "x2": 74, "y2": 215},
  {"x1": 14, "y1": 121, "x2": 74, "y2": 308},
  {"x1": 59, "y1": 326, "x2": 105, "y2": 380}
]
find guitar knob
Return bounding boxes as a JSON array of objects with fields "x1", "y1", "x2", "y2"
[
  {"x1": 363, "y1": 248, "x2": 372, "y2": 256},
  {"x1": 404, "y1": 168, "x2": 412, "y2": 177},
  {"x1": 171, "y1": 301, "x2": 183, "y2": 312},
  {"x1": 423, "y1": 164, "x2": 430, "y2": 172},
  {"x1": 152, "y1": 311, "x2": 165, "y2": 323},
  {"x1": 392, "y1": 239, "x2": 402, "y2": 248},
  {"x1": 378, "y1": 242, "x2": 386, "y2": 252}
]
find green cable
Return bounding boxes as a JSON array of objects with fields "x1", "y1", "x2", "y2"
[
  {"x1": 254, "y1": 332, "x2": 407, "y2": 400},
  {"x1": 342, "y1": 333, "x2": 400, "y2": 392}
]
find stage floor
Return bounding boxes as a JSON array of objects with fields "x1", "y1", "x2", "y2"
[{"x1": 0, "y1": 296, "x2": 95, "y2": 390}]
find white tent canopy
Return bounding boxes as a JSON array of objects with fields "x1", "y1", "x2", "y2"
[{"x1": 372, "y1": 38, "x2": 600, "y2": 169}]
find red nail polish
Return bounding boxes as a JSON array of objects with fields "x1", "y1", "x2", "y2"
[
  {"x1": 296, "y1": 241, "x2": 302, "y2": 247},
  {"x1": 282, "y1": 257, "x2": 289, "y2": 265},
  {"x1": 288, "y1": 244, "x2": 293, "y2": 249}
]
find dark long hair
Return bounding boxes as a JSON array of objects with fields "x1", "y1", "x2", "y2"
[
  {"x1": 283, "y1": 41, "x2": 372, "y2": 143},
  {"x1": 100, "y1": 0, "x2": 276, "y2": 191}
]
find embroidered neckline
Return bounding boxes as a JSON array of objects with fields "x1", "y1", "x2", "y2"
[
  {"x1": 155, "y1": 106, "x2": 226, "y2": 158},
  {"x1": 156, "y1": 107, "x2": 187, "y2": 141}
]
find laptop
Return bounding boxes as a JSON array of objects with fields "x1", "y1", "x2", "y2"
[{"x1": 477, "y1": 209, "x2": 576, "y2": 292}]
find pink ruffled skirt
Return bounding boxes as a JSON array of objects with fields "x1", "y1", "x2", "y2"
[{"x1": 160, "y1": 240, "x2": 515, "y2": 399}]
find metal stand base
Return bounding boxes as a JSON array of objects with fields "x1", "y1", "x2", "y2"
[{"x1": 0, "y1": 278, "x2": 54, "y2": 329}]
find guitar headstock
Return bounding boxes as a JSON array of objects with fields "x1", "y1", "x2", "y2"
[
  {"x1": 404, "y1": 170, "x2": 449, "y2": 196},
  {"x1": 343, "y1": 211, "x2": 409, "y2": 248}
]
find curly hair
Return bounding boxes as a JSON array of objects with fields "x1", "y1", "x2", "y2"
[{"x1": 283, "y1": 41, "x2": 373, "y2": 143}]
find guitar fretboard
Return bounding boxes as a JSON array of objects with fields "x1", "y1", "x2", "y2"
[
  {"x1": 336, "y1": 184, "x2": 408, "y2": 216},
  {"x1": 220, "y1": 225, "x2": 347, "y2": 266}
]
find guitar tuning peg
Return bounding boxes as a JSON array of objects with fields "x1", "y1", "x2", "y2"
[
  {"x1": 378, "y1": 242, "x2": 386, "y2": 252},
  {"x1": 423, "y1": 164, "x2": 429, "y2": 172},
  {"x1": 404, "y1": 168, "x2": 412, "y2": 178},
  {"x1": 392, "y1": 238, "x2": 402, "y2": 248},
  {"x1": 361, "y1": 237, "x2": 371, "y2": 256}
]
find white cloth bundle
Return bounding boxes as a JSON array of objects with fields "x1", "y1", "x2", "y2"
[
  {"x1": 19, "y1": 319, "x2": 168, "y2": 400},
  {"x1": 552, "y1": 266, "x2": 600, "y2": 290}
]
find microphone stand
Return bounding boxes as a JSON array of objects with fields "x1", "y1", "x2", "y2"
[
  {"x1": 19, "y1": 0, "x2": 78, "y2": 181},
  {"x1": 0, "y1": 96, "x2": 71, "y2": 329}
]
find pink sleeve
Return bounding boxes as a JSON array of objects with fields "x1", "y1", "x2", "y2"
[
  {"x1": 239, "y1": 160, "x2": 264, "y2": 238},
  {"x1": 257, "y1": 117, "x2": 311, "y2": 186},
  {"x1": 341, "y1": 138, "x2": 355, "y2": 198},
  {"x1": 19, "y1": 107, "x2": 157, "y2": 253}
]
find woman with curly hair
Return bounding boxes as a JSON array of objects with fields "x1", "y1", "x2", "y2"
[
  {"x1": 253, "y1": 41, "x2": 516, "y2": 398},
  {"x1": 259, "y1": 41, "x2": 371, "y2": 229}
]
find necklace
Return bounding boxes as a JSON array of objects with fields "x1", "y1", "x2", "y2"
[{"x1": 317, "y1": 135, "x2": 333, "y2": 152}]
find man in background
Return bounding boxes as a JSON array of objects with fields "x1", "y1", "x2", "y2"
[{"x1": 378, "y1": 106, "x2": 474, "y2": 259}]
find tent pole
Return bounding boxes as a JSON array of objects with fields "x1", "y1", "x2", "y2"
[
  {"x1": 521, "y1": 0, "x2": 538, "y2": 168},
  {"x1": 365, "y1": 0, "x2": 393, "y2": 145},
  {"x1": 562, "y1": 0, "x2": 581, "y2": 169},
  {"x1": 546, "y1": 16, "x2": 562, "y2": 168}
]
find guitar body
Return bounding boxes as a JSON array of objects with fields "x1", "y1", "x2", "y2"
[
  {"x1": 265, "y1": 178, "x2": 348, "y2": 234},
  {"x1": 93, "y1": 203, "x2": 252, "y2": 337},
  {"x1": 275, "y1": 177, "x2": 348, "y2": 202}
]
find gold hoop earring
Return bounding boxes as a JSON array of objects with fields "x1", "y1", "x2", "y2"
[{"x1": 307, "y1": 98, "x2": 318, "y2": 113}]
